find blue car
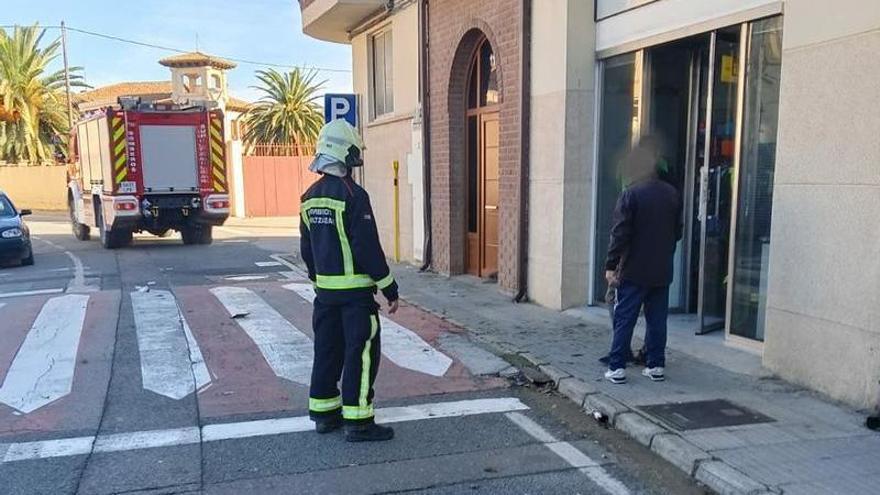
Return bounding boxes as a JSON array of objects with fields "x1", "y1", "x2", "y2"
[{"x1": 0, "y1": 191, "x2": 34, "y2": 266}]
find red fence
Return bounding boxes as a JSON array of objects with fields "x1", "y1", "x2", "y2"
[{"x1": 242, "y1": 145, "x2": 316, "y2": 217}]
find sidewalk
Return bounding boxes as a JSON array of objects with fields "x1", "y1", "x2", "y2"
[
  {"x1": 391, "y1": 264, "x2": 880, "y2": 495},
  {"x1": 224, "y1": 215, "x2": 298, "y2": 230}
]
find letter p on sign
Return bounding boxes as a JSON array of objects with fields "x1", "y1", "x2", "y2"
[{"x1": 324, "y1": 94, "x2": 358, "y2": 128}]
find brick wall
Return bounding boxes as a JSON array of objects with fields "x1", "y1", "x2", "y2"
[{"x1": 427, "y1": 0, "x2": 525, "y2": 292}]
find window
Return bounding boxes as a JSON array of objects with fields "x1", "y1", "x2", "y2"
[
  {"x1": 230, "y1": 119, "x2": 240, "y2": 141},
  {"x1": 370, "y1": 29, "x2": 394, "y2": 118},
  {"x1": 0, "y1": 195, "x2": 15, "y2": 218},
  {"x1": 210, "y1": 74, "x2": 222, "y2": 90},
  {"x1": 182, "y1": 74, "x2": 202, "y2": 93}
]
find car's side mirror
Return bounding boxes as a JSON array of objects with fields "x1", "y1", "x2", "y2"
[{"x1": 19, "y1": 209, "x2": 32, "y2": 216}]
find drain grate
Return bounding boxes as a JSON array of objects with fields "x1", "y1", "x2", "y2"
[{"x1": 639, "y1": 399, "x2": 775, "y2": 431}]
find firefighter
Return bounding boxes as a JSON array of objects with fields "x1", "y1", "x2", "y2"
[{"x1": 300, "y1": 119, "x2": 399, "y2": 442}]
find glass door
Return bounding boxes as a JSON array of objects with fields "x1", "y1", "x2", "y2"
[
  {"x1": 727, "y1": 17, "x2": 783, "y2": 343},
  {"x1": 696, "y1": 27, "x2": 743, "y2": 334}
]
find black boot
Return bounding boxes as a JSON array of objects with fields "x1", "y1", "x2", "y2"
[
  {"x1": 314, "y1": 415, "x2": 343, "y2": 434},
  {"x1": 345, "y1": 422, "x2": 395, "y2": 442}
]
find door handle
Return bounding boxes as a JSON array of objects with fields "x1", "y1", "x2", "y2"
[
  {"x1": 484, "y1": 205, "x2": 498, "y2": 211},
  {"x1": 698, "y1": 167, "x2": 708, "y2": 223}
]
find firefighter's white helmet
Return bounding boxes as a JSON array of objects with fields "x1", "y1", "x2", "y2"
[{"x1": 314, "y1": 119, "x2": 365, "y2": 167}]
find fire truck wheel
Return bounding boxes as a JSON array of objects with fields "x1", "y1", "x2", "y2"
[
  {"x1": 181, "y1": 225, "x2": 200, "y2": 245},
  {"x1": 198, "y1": 226, "x2": 213, "y2": 245},
  {"x1": 182, "y1": 225, "x2": 213, "y2": 245},
  {"x1": 69, "y1": 199, "x2": 90, "y2": 241},
  {"x1": 97, "y1": 210, "x2": 131, "y2": 249}
]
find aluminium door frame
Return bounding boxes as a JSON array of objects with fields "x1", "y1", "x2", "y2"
[
  {"x1": 724, "y1": 22, "x2": 765, "y2": 353},
  {"x1": 695, "y1": 30, "x2": 718, "y2": 335}
]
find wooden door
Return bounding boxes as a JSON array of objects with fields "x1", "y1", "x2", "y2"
[
  {"x1": 480, "y1": 112, "x2": 499, "y2": 276},
  {"x1": 465, "y1": 111, "x2": 500, "y2": 277}
]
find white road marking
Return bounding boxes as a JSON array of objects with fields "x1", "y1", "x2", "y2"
[
  {"x1": 32, "y1": 237, "x2": 97, "y2": 293},
  {"x1": 131, "y1": 290, "x2": 211, "y2": 399},
  {"x1": 205, "y1": 397, "x2": 529, "y2": 442},
  {"x1": 223, "y1": 275, "x2": 270, "y2": 281},
  {"x1": 221, "y1": 239, "x2": 250, "y2": 243},
  {"x1": 0, "y1": 397, "x2": 529, "y2": 463},
  {"x1": 93, "y1": 427, "x2": 201, "y2": 454},
  {"x1": 269, "y1": 254, "x2": 309, "y2": 279},
  {"x1": 182, "y1": 318, "x2": 211, "y2": 394},
  {"x1": 284, "y1": 282, "x2": 316, "y2": 302},
  {"x1": 506, "y1": 412, "x2": 631, "y2": 495},
  {"x1": 211, "y1": 286, "x2": 313, "y2": 385},
  {"x1": 255, "y1": 261, "x2": 283, "y2": 267},
  {"x1": 216, "y1": 226, "x2": 253, "y2": 237},
  {"x1": 283, "y1": 283, "x2": 453, "y2": 377},
  {"x1": 2, "y1": 436, "x2": 95, "y2": 463},
  {"x1": 0, "y1": 294, "x2": 90, "y2": 413},
  {"x1": 63, "y1": 249, "x2": 96, "y2": 293},
  {"x1": 0, "y1": 288, "x2": 64, "y2": 299}
]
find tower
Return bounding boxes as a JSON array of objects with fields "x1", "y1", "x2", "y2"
[{"x1": 158, "y1": 52, "x2": 237, "y2": 109}]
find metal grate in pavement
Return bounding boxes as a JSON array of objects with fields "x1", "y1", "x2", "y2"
[{"x1": 640, "y1": 399, "x2": 775, "y2": 431}]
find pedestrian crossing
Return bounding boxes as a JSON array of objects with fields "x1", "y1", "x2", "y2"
[
  {"x1": 210, "y1": 285, "x2": 314, "y2": 386},
  {"x1": 131, "y1": 290, "x2": 211, "y2": 400},
  {"x1": 0, "y1": 280, "x2": 480, "y2": 430},
  {"x1": 0, "y1": 294, "x2": 89, "y2": 413},
  {"x1": 283, "y1": 283, "x2": 453, "y2": 377}
]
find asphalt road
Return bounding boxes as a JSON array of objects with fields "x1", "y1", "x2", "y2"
[{"x1": 0, "y1": 214, "x2": 705, "y2": 495}]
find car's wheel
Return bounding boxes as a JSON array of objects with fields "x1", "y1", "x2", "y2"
[
  {"x1": 21, "y1": 247, "x2": 34, "y2": 266},
  {"x1": 69, "y1": 198, "x2": 90, "y2": 241}
]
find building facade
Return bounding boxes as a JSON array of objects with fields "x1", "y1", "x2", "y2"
[{"x1": 298, "y1": 0, "x2": 880, "y2": 409}]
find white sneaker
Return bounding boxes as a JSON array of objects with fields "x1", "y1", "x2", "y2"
[
  {"x1": 604, "y1": 368, "x2": 627, "y2": 384},
  {"x1": 642, "y1": 367, "x2": 665, "y2": 382}
]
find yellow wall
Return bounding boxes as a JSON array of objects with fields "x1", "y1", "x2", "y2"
[
  {"x1": 351, "y1": 2, "x2": 425, "y2": 263},
  {"x1": 0, "y1": 166, "x2": 68, "y2": 211}
]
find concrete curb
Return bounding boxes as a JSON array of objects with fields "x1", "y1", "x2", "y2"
[{"x1": 543, "y1": 375, "x2": 776, "y2": 495}]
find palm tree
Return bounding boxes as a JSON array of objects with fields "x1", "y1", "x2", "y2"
[
  {"x1": 243, "y1": 68, "x2": 325, "y2": 149},
  {"x1": 0, "y1": 25, "x2": 86, "y2": 164}
]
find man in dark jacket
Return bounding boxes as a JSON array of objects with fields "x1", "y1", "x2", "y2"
[
  {"x1": 604, "y1": 137, "x2": 682, "y2": 384},
  {"x1": 301, "y1": 119, "x2": 399, "y2": 441}
]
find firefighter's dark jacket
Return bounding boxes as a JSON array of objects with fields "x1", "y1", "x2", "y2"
[{"x1": 300, "y1": 174, "x2": 399, "y2": 303}]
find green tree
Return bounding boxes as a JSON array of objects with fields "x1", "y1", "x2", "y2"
[
  {"x1": 0, "y1": 25, "x2": 86, "y2": 164},
  {"x1": 243, "y1": 68, "x2": 325, "y2": 148}
]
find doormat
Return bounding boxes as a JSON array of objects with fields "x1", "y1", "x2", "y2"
[{"x1": 639, "y1": 399, "x2": 775, "y2": 431}]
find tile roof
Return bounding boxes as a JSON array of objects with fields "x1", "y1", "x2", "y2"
[
  {"x1": 74, "y1": 80, "x2": 250, "y2": 112},
  {"x1": 158, "y1": 51, "x2": 237, "y2": 70},
  {"x1": 226, "y1": 97, "x2": 251, "y2": 112},
  {"x1": 74, "y1": 81, "x2": 172, "y2": 108}
]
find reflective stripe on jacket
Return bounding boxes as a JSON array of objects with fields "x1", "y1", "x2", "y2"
[{"x1": 300, "y1": 174, "x2": 399, "y2": 302}]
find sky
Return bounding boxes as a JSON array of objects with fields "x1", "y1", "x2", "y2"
[{"x1": 2, "y1": 0, "x2": 353, "y2": 102}]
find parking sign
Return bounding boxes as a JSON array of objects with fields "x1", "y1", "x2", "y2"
[{"x1": 324, "y1": 94, "x2": 358, "y2": 127}]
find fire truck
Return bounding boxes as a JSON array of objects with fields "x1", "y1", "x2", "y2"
[{"x1": 67, "y1": 98, "x2": 230, "y2": 248}]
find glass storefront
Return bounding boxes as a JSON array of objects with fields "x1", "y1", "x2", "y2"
[
  {"x1": 592, "y1": 16, "x2": 783, "y2": 343},
  {"x1": 592, "y1": 52, "x2": 641, "y2": 299},
  {"x1": 729, "y1": 17, "x2": 783, "y2": 341}
]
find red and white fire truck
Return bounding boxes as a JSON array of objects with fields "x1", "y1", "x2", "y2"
[{"x1": 67, "y1": 99, "x2": 231, "y2": 248}]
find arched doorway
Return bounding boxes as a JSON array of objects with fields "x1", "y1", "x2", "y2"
[{"x1": 465, "y1": 37, "x2": 500, "y2": 278}]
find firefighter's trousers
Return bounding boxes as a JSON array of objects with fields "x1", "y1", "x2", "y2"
[{"x1": 309, "y1": 294, "x2": 381, "y2": 424}]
